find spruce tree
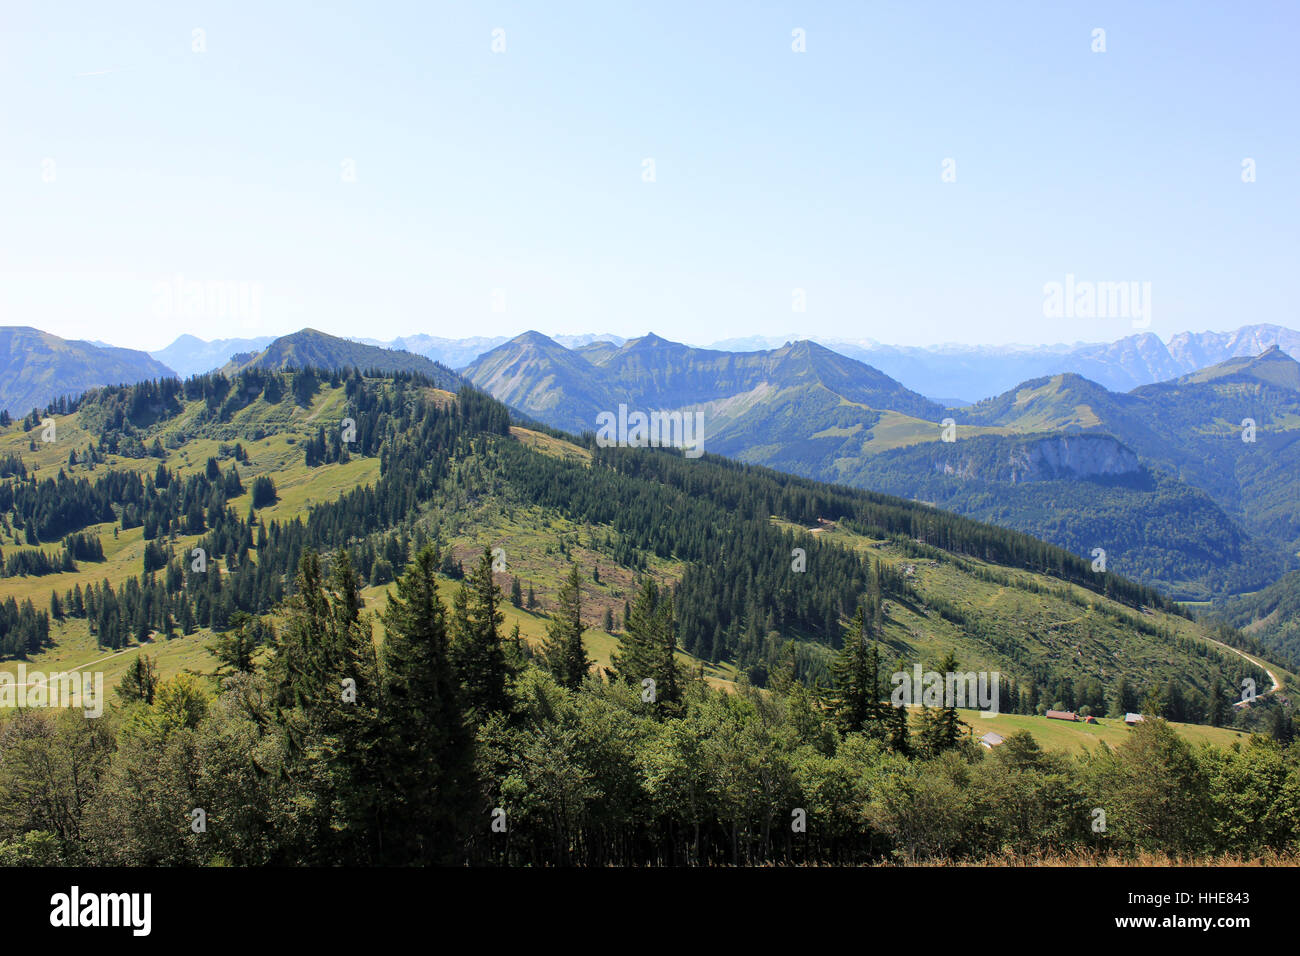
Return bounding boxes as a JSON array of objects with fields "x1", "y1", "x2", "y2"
[
  {"x1": 270, "y1": 550, "x2": 383, "y2": 863},
  {"x1": 379, "y1": 546, "x2": 474, "y2": 863},
  {"x1": 612, "y1": 578, "x2": 680, "y2": 709},
  {"x1": 215, "y1": 611, "x2": 259, "y2": 673},
  {"x1": 1207, "y1": 676, "x2": 1225, "y2": 727},
  {"x1": 544, "y1": 564, "x2": 590, "y2": 690},
  {"x1": 885, "y1": 692, "x2": 911, "y2": 754},
  {"x1": 449, "y1": 547, "x2": 512, "y2": 724},
  {"x1": 271, "y1": 551, "x2": 333, "y2": 711},
  {"x1": 831, "y1": 603, "x2": 884, "y2": 737},
  {"x1": 917, "y1": 650, "x2": 964, "y2": 756},
  {"x1": 612, "y1": 578, "x2": 660, "y2": 686},
  {"x1": 504, "y1": 621, "x2": 526, "y2": 668},
  {"x1": 115, "y1": 653, "x2": 158, "y2": 705},
  {"x1": 1270, "y1": 706, "x2": 1295, "y2": 745},
  {"x1": 655, "y1": 588, "x2": 681, "y2": 708}
]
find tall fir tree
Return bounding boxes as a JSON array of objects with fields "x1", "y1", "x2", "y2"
[
  {"x1": 612, "y1": 578, "x2": 680, "y2": 710},
  {"x1": 449, "y1": 547, "x2": 512, "y2": 724},
  {"x1": 379, "y1": 545, "x2": 475, "y2": 863},
  {"x1": 214, "y1": 610, "x2": 259, "y2": 674},
  {"x1": 544, "y1": 564, "x2": 590, "y2": 690},
  {"x1": 885, "y1": 690, "x2": 911, "y2": 755},
  {"x1": 654, "y1": 588, "x2": 681, "y2": 709},
  {"x1": 831, "y1": 602, "x2": 886, "y2": 737},
  {"x1": 114, "y1": 652, "x2": 158, "y2": 705},
  {"x1": 270, "y1": 550, "x2": 384, "y2": 864},
  {"x1": 917, "y1": 650, "x2": 964, "y2": 757}
]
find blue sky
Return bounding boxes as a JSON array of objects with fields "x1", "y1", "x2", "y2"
[{"x1": 2, "y1": 1, "x2": 1296, "y2": 351}]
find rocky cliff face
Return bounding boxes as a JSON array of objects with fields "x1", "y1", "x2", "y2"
[
  {"x1": 934, "y1": 433, "x2": 1140, "y2": 483},
  {"x1": 1006, "y1": 434, "x2": 1140, "y2": 482}
]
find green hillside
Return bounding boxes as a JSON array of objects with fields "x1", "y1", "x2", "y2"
[
  {"x1": 0, "y1": 368, "x2": 1287, "y2": 735},
  {"x1": 2, "y1": 366, "x2": 1296, "y2": 869},
  {"x1": 1174, "y1": 344, "x2": 1300, "y2": 390},
  {"x1": 944, "y1": 708, "x2": 1253, "y2": 753}
]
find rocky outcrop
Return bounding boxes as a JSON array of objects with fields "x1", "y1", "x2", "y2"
[
  {"x1": 934, "y1": 433, "x2": 1140, "y2": 483},
  {"x1": 1005, "y1": 434, "x2": 1139, "y2": 482}
]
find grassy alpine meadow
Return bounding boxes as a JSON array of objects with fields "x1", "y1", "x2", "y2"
[{"x1": 943, "y1": 707, "x2": 1254, "y2": 752}]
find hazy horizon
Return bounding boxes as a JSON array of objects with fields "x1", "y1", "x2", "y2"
[
  {"x1": 135, "y1": 320, "x2": 1300, "y2": 357},
  {"x1": 4, "y1": 319, "x2": 1299, "y2": 358}
]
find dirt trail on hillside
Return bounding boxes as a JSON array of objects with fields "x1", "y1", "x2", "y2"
[{"x1": 1207, "y1": 636, "x2": 1282, "y2": 706}]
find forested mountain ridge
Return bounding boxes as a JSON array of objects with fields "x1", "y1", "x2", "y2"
[
  {"x1": 0, "y1": 366, "x2": 1294, "y2": 868},
  {"x1": 0, "y1": 367, "x2": 1285, "y2": 712},
  {"x1": 228, "y1": 328, "x2": 464, "y2": 390},
  {"x1": 145, "y1": 326, "x2": 1300, "y2": 598},
  {"x1": 853, "y1": 432, "x2": 1287, "y2": 600}
]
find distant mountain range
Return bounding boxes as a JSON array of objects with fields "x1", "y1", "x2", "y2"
[
  {"x1": 0, "y1": 326, "x2": 473, "y2": 416},
  {"x1": 151, "y1": 334, "x2": 276, "y2": 378},
  {"x1": 351, "y1": 332, "x2": 626, "y2": 370},
  {"x1": 718, "y1": 324, "x2": 1300, "y2": 402},
  {"x1": 7, "y1": 320, "x2": 1299, "y2": 603},
  {"x1": 150, "y1": 331, "x2": 627, "y2": 379},
  {"x1": 464, "y1": 331, "x2": 942, "y2": 436},
  {"x1": 458, "y1": 329, "x2": 1300, "y2": 601},
  {"x1": 149, "y1": 323, "x2": 1300, "y2": 405},
  {"x1": 0, "y1": 327, "x2": 176, "y2": 415}
]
